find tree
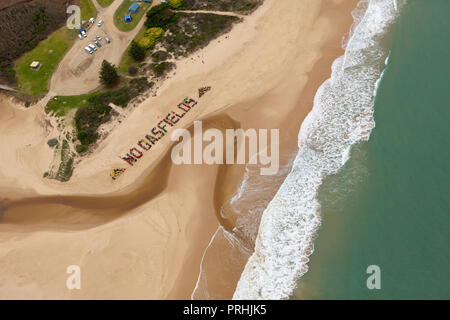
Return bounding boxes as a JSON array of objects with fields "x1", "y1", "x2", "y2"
[
  {"x1": 129, "y1": 40, "x2": 146, "y2": 61},
  {"x1": 99, "y1": 60, "x2": 118, "y2": 86}
]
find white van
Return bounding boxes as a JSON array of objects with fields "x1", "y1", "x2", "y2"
[
  {"x1": 88, "y1": 44, "x2": 97, "y2": 52},
  {"x1": 85, "y1": 47, "x2": 93, "y2": 54}
]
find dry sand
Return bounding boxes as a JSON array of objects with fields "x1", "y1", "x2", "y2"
[{"x1": 0, "y1": 0, "x2": 358, "y2": 299}]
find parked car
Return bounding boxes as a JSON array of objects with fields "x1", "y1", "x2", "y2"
[
  {"x1": 105, "y1": 37, "x2": 111, "y2": 44},
  {"x1": 89, "y1": 17, "x2": 95, "y2": 24},
  {"x1": 81, "y1": 31, "x2": 87, "y2": 38},
  {"x1": 85, "y1": 46, "x2": 93, "y2": 54},
  {"x1": 88, "y1": 44, "x2": 97, "y2": 52},
  {"x1": 96, "y1": 35, "x2": 102, "y2": 41},
  {"x1": 97, "y1": 19, "x2": 104, "y2": 27},
  {"x1": 78, "y1": 34, "x2": 83, "y2": 40},
  {"x1": 94, "y1": 40, "x2": 102, "y2": 47}
]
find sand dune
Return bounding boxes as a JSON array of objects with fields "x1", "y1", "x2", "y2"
[{"x1": 0, "y1": 0, "x2": 358, "y2": 299}]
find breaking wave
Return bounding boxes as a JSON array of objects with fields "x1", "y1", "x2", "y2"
[{"x1": 233, "y1": 0, "x2": 404, "y2": 299}]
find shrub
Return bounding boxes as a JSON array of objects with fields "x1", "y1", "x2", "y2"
[
  {"x1": 144, "y1": 3, "x2": 177, "y2": 29},
  {"x1": 151, "y1": 50, "x2": 171, "y2": 62},
  {"x1": 168, "y1": 0, "x2": 184, "y2": 9},
  {"x1": 129, "y1": 40, "x2": 146, "y2": 61},
  {"x1": 99, "y1": 60, "x2": 119, "y2": 86},
  {"x1": 138, "y1": 27, "x2": 165, "y2": 49},
  {"x1": 75, "y1": 104, "x2": 112, "y2": 146},
  {"x1": 151, "y1": 62, "x2": 175, "y2": 77},
  {"x1": 145, "y1": 27, "x2": 165, "y2": 39},
  {"x1": 47, "y1": 138, "x2": 58, "y2": 147},
  {"x1": 129, "y1": 77, "x2": 153, "y2": 92},
  {"x1": 128, "y1": 66, "x2": 138, "y2": 75},
  {"x1": 137, "y1": 36, "x2": 154, "y2": 50},
  {"x1": 76, "y1": 144, "x2": 88, "y2": 154}
]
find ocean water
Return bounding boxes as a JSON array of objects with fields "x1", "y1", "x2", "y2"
[{"x1": 292, "y1": 0, "x2": 450, "y2": 299}]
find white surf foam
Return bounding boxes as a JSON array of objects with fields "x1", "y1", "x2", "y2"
[{"x1": 233, "y1": 0, "x2": 403, "y2": 300}]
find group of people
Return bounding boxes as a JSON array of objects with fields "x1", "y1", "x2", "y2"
[
  {"x1": 198, "y1": 86, "x2": 212, "y2": 98},
  {"x1": 111, "y1": 168, "x2": 126, "y2": 180}
]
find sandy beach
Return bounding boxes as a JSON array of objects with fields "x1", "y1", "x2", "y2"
[{"x1": 0, "y1": 0, "x2": 358, "y2": 299}]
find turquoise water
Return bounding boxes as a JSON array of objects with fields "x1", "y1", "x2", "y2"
[{"x1": 293, "y1": 0, "x2": 450, "y2": 299}]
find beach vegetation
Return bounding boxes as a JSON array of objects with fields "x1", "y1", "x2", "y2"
[
  {"x1": 168, "y1": 0, "x2": 185, "y2": 9},
  {"x1": 138, "y1": 27, "x2": 165, "y2": 50},
  {"x1": 129, "y1": 41, "x2": 147, "y2": 61},
  {"x1": 162, "y1": 13, "x2": 240, "y2": 57},
  {"x1": 57, "y1": 77, "x2": 153, "y2": 152},
  {"x1": 150, "y1": 62, "x2": 176, "y2": 77},
  {"x1": 144, "y1": 3, "x2": 178, "y2": 29},
  {"x1": 55, "y1": 139, "x2": 74, "y2": 182},
  {"x1": 182, "y1": 0, "x2": 262, "y2": 13},
  {"x1": 46, "y1": 78, "x2": 152, "y2": 117},
  {"x1": 128, "y1": 66, "x2": 138, "y2": 75},
  {"x1": 76, "y1": 144, "x2": 89, "y2": 154},
  {"x1": 75, "y1": 104, "x2": 112, "y2": 146},
  {"x1": 47, "y1": 138, "x2": 59, "y2": 147},
  {"x1": 151, "y1": 50, "x2": 172, "y2": 62}
]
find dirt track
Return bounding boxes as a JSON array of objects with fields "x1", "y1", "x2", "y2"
[{"x1": 49, "y1": 0, "x2": 161, "y2": 96}]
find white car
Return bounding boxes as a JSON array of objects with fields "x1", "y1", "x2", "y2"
[
  {"x1": 105, "y1": 37, "x2": 111, "y2": 44},
  {"x1": 89, "y1": 17, "x2": 95, "y2": 24},
  {"x1": 97, "y1": 19, "x2": 104, "y2": 27},
  {"x1": 84, "y1": 46, "x2": 93, "y2": 54},
  {"x1": 96, "y1": 35, "x2": 102, "y2": 41},
  {"x1": 81, "y1": 31, "x2": 87, "y2": 38},
  {"x1": 88, "y1": 44, "x2": 97, "y2": 52},
  {"x1": 78, "y1": 34, "x2": 83, "y2": 40}
]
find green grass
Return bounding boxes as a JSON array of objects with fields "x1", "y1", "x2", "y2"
[
  {"x1": 14, "y1": 28, "x2": 77, "y2": 96},
  {"x1": 14, "y1": 0, "x2": 97, "y2": 96},
  {"x1": 46, "y1": 92, "x2": 99, "y2": 116},
  {"x1": 114, "y1": 0, "x2": 151, "y2": 32},
  {"x1": 81, "y1": 0, "x2": 98, "y2": 22},
  {"x1": 118, "y1": 24, "x2": 148, "y2": 73},
  {"x1": 97, "y1": 0, "x2": 116, "y2": 8}
]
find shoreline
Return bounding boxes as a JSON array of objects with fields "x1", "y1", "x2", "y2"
[
  {"x1": 0, "y1": 0, "x2": 360, "y2": 299},
  {"x1": 234, "y1": 0, "x2": 401, "y2": 299}
]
